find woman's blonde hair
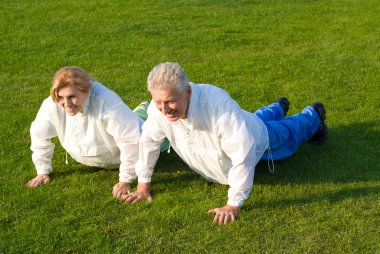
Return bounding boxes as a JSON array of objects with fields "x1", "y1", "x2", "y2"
[{"x1": 50, "y1": 66, "x2": 93, "y2": 102}]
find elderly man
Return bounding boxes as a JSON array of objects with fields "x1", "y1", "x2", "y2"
[{"x1": 121, "y1": 62, "x2": 327, "y2": 225}]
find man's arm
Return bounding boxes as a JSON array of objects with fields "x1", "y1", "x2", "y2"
[
  {"x1": 119, "y1": 182, "x2": 152, "y2": 203},
  {"x1": 209, "y1": 103, "x2": 258, "y2": 223},
  {"x1": 119, "y1": 112, "x2": 165, "y2": 203},
  {"x1": 119, "y1": 136, "x2": 161, "y2": 203},
  {"x1": 207, "y1": 205, "x2": 240, "y2": 225}
]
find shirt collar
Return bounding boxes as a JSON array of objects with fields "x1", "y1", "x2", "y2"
[
  {"x1": 80, "y1": 86, "x2": 93, "y2": 116},
  {"x1": 186, "y1": 83, "x2": 198, "y2": 130}
]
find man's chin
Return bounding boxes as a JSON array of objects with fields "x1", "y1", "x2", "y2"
[{"x1": 166, "y1": 115, "x2": 179, "y2": 122}]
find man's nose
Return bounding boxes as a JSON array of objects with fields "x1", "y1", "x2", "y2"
[{"x1": 161, "y1": 103, "x2": 169, "y2": 114}]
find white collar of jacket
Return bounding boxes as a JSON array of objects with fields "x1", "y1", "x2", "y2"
[
  {"x1": 80, "y1": 82, "x2": 95, "y2": 116},
  {"x1": 184, "y1": 83, "x2": 198, "y2": 131}
]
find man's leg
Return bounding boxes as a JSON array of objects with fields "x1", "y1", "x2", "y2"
[
  {"x1": 255, "y1": 97, "x2": 289, "y2": 123},
  {"x1": 261, "y1": 105, "x2": 321, "y2": 160},
  {"x1": 133, "y1": 101, "x2": 149, "y2": 121},
  {"x1": 133, "y1": 101, "x2": 170, "y2": 152}
]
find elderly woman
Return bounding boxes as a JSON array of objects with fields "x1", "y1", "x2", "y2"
[{"x1": 27, "y1": 66, "x2": 143, "y2": 198}]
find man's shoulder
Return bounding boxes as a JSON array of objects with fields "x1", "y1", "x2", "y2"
[
  {"x1": 192, "y1": 83, "x2": 235, "y2": 110},
  {"x1": 192, "y1": 82, "x2": 226, "y2": 92},
  {"x1": 191, "y1": 83, "x2": 231, "y2": 101}
]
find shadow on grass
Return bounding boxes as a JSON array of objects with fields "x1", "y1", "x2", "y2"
[
  {"x1": 254, "y1": 120, "x2": 380, "y2": 185},
  {"x1": 49, "y1": 164, "x2": 115, "y2": 178},
  {"x1": 245, "y1": 185, "x2": 380, "y2": 210},
  {"x1": 50, "y1": 121, "x2": 379, "y2": 190},
  {"x1": 50, "y1": 148, "x2": 191, "y2": 177},
  {"x1": 49, "y1": 148, "x2": 198, "y2": 193}
]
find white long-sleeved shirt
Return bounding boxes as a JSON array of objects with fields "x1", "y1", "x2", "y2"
[
  {"x1": 30, "y1": 82, "x2": 143, "y2": 182},
  {"x1": 136, "y1": 83, "x2": 269, "y2": 207}
]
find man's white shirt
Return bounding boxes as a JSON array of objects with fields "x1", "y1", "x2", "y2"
[{"x1": 136, "y1": 83, "x2": 269, "y2": 207}]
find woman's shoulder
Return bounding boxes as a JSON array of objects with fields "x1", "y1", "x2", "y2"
[
  {"x1": 91, "y1": 82, "x2": 123, "y2": 103},
  {"x1": 40, "y1": 96, "x2": 61, "y2": 111},
  {"x1": 89, "y1": 82, "x2": 132, "y2": 114}
]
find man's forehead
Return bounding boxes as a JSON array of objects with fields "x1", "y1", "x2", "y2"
[{"x1": 151, "y1": 88, "x2": 179, "y2": 99}]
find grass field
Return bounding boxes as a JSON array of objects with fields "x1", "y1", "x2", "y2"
[{"x1": 1, "y1": 0, "x2": 379, "y2": 253}]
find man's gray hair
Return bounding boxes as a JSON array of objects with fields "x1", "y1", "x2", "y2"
[{"x1": 147, "y1": 62, "x2": 190, "y2": 93}]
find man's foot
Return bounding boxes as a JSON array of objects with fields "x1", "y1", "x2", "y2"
[
  {"x1": 275, "y1": 97, "x2": 290, "y2": 116},
  {"x1": 309, "y1": 101, "x2": 328, "y2": 144}
]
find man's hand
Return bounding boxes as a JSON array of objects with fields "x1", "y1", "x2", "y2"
[
  {"x1": 112, "y1": 182, "x2": 131, "y2": 198},
  {"x1": 27, "y1": 174, "x2": 51, "y2": 188},
  {"x1": 119, "y1": 182, "x2": 152, "y2": 204},
  {"x1": 208, "y1": 205, "x2": 240, "y2": 225}
]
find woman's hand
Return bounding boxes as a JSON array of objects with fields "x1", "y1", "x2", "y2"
[
  {"x1": 27, "y1": 174, "x2": 51, "y2": 188},
  {"x1": 112, "y1": 182, "x2": 131, "y2": 198}
]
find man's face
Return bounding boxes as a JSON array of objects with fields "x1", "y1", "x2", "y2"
[
  {"x1": 57, "y1": 85, "x2": 89, "y2": 116},
  {"x1": 150, "y1": 86, "x2": 191, "y2": 122}
]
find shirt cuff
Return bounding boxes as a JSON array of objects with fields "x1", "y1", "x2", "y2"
[
  {"x1": 36, "y1": 163, "x2": 52, "y2": 175},
  {"x1": 119, "y1": 167, "x2": 137, "y2": 183},
  {"x1": 138, "y1": 177, "x2": 152, "y2": 183},
  {"x1": 118, "y1": 176, "x2": 133, "y2": 183},
  {"x1": 227, "y1": 198, "x2": 244, "y2": 207}
]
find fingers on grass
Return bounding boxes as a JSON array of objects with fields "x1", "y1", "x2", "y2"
[{"x1": 207, "y1": 208, "x2": 216, "y2": 214}]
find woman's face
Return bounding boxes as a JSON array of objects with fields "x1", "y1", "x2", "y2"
[{"x1": 57, "y1": 85, "x2": 89, "y2": 116}]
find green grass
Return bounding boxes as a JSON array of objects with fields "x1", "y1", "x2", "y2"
[{"x1": 1, "y1": 0, "x2": 379, "y2": 253}]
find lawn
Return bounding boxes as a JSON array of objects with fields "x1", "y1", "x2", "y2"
[{"x1": 0, "y1": 0, "x2": 379, "y2": 253}]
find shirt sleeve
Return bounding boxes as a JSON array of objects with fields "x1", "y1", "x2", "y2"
[
  {"x1": 30, "y1": 98, "x2": 58, "y2": 174},
  {"x1": 135, "y1": 105, "x2": 166, "y2": 183},
  {"x1": 218, "y1": 101, "x2": 257, "y2": 207},
  {"x1": 102, "y1": 102, "x2": 141, "y2": 183}
]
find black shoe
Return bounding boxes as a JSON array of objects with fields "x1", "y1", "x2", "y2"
[
  {"x1": 275, "y1": 97, "x2": 290, "y2": 116},
  {"x1": 309, "y1": 101, "x2": 328, "y2": 144}
]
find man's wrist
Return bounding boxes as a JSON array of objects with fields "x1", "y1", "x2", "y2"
[
  {"x1": 137, "y1": 182, "x2": 151, "y2": 192},
  {"x1": 223, "y1": 204, "x2": 240, "y2": 210}
]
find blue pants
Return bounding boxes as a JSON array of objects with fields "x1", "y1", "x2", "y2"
[{"x1": 255, "y1": 103, "x2": 320, "y2": 160}]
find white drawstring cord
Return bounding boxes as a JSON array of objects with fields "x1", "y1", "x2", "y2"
[
  {"x1": 65, "y1": 152, "x2": 68, "y2": 165},
  {"x1": 267, "y1": 147, "x2": 275, "y2": 174},
  {"x1": 167, "y1": 144, "x2": 171, "y2": 153}
]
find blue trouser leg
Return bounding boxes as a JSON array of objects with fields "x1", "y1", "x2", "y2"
[
  {"x1": 254, "y1": 102, "x2": 285, "y2": 122},
  {"x1": 255, "y1": 103, "x2": 320, "y2": 160}
]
